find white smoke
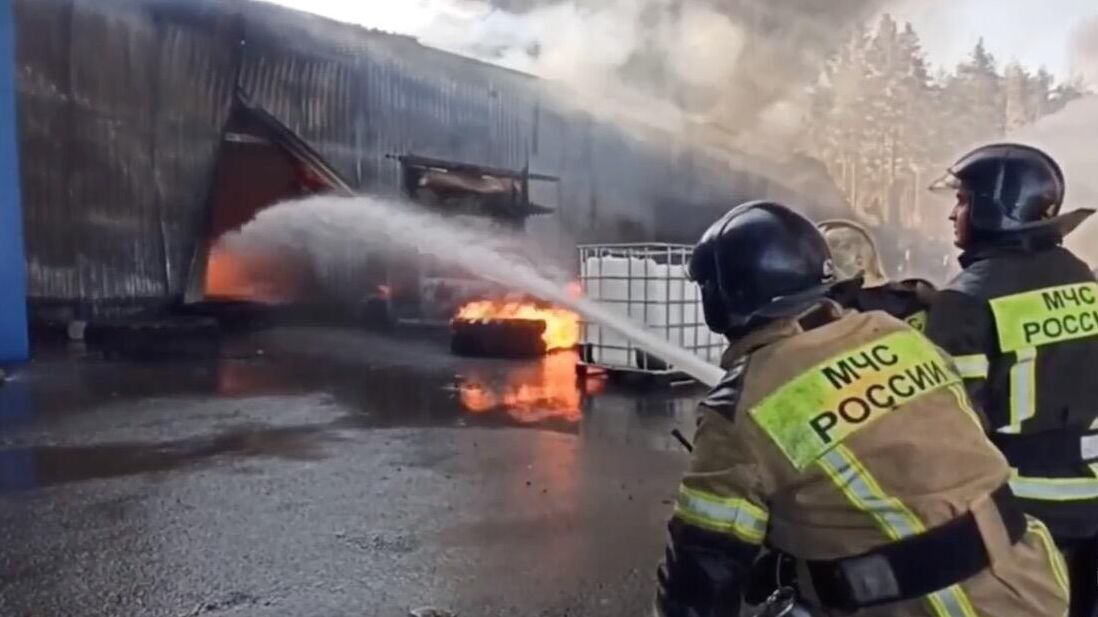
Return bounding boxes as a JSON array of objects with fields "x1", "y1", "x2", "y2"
[
  {"x1": 1011, "y1": 18, "x2": 1098, "y2": 266},
  {"x1": 1009, "y1": 96, "x2": 1098, "y2": 265},
  {"x1": 215, "y1": 195, "x2": 574, "y2": 303},
  {"x1": 407, "y1": 0, "x2": 886, "y2": 151},
  {"x1": 419, "y1": 1, "x2": 748, "y2": 88},
  {"x1": 1070, "y1": 15, "x2": 1098, "y2": 89},
  {"x1": 263, "y1": 0, "x2": 888, "y2": 201}
]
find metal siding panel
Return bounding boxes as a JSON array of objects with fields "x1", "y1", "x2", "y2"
[
  {"x1": 16, "y1": 0, "x2": 234, "y2": 309},
  {"x1": 238, "y1": 28, "x2": 358, "y2": 184},
  {"x1": 16, "y1": 0, "x2": 77, "y2": 300},
  {"x1": 69, "y1": 108, "x2": 161, "y2": 301},
  {"x1": 152, "y1": 20, "x2": 236, "y2": 296},
  {"x1": 353, "y1": 32, "x2": 538, "y2": 181},
  {"x1": 66, "y1": 0, "x2": 170, "y2": 302},
  {"x1": 19, "y1": 95, "x2": 72, "y2": 298},
  {"x1": 54, "y1": 2, "x2": 157, "y2": 302}
]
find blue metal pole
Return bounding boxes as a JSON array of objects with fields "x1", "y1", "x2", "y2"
[{"x1": 0, "y1": 0, "x2": 27, "y2": 365}]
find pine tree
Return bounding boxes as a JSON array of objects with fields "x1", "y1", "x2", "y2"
[
  {"x1": 793, "y1": 23, "x2": 1082, "y2": 248},
  {"x1": 860, "y1": 15, "x2": 901, "y2": 224},
  {"x1": 854, "y1": 16, "x2": 937, "y2": 229},
  {"x1": 809, "y1": 27, "x2": 873, "y2": 217},
  {"x1": 1003, "y1": 62, "x2": 1033, "y2": 132},
  {"x1": 893, "y1": 22, "x2": 934, "y2": 230},
  {"x1": 947, "y1": 39, "x2": 1004, "y2": 146},
  {"x1": 1030, "y1": 67, "x2": 1054, "y2": 118}
]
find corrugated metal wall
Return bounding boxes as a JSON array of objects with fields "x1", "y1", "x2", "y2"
[
  {"x1": 16, "y1": 0, "x2": 238, "y2": 312},
  {"x1": 13, "y1": 0, "x2": 849, "y2": 316}
]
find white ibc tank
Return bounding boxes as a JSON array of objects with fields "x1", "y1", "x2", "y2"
[{"x1": 579, "y1": 245, "x2": 723, "y2": 372}]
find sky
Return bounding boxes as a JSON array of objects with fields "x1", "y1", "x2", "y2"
[
  {"x1": 260, "y1": 0, "x2": 1098, "y2": 80},
  {"x1": 889, "y1": 0, "x2": 1097, "y2": 77}
]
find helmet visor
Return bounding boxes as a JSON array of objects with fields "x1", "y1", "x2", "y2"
[{"x1": 928, "y1": 170, "x2": 963, "y2": 195}]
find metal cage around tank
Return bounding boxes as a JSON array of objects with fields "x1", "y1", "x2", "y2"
[{"x1": 577, "y1": 243, "x2": 724, "y2": 376}]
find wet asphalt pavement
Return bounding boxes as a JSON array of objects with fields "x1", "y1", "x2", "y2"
[{"x1": 0, "y1": 327, "x2": 703, "y2": 616}]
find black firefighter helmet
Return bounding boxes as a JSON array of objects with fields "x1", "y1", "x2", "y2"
[
  {"x1": 929, "y1": 143, "x2": 1094, "y2": 237},
  {"x1": 688, "y1": 201, "x2": 853, "y2": 335}
]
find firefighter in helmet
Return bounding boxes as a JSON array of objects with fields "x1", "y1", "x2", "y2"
[
  {"x1": 923, "y1": 143, "x2": 1098, "y2": 617},
  {"x1": 817, "y1": 219, "x2": 937, "y2": 331},
  {"x1": 656, "y1": 200, "x2": 1068, "y2": 617}
]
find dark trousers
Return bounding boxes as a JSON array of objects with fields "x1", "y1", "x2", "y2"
[{"x1": 1059, "y1": 536, "x2": 1098, "y2": 617}]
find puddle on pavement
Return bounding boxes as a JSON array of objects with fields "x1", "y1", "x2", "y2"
[
  {"x1": 0, "y1": 423, "x2": 340, "y2": 493},
  {"x1": 455, "y1": 352, "x2": 586, "y2": 426},
  {"x1": 0, "y1": 330, "x2": 704, "y2": 492}
]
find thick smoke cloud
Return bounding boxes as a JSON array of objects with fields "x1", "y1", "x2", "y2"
[
  {"x1": 424, "y1": 0, "x2": 886, "y2": 146},
  {"x1": 394, "y1": 0, "x2": 894, "y2": 215},
  {"x1": 1012, "y1": 16, "x2": 1098, "y2": 265},
  {"x1": 1010, "y1": 97, "x2": 1098, "y2": 265},
  {"x1": 1070, "y1": 15, "x2": 1098, "y2": 88}
]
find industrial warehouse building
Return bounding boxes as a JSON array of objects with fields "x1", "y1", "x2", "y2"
[{"x1": 2, "y1": 0, "x2": 859, "y2": 359}]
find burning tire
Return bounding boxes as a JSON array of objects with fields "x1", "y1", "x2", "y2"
[
  {"x1": 450, "y1": 318, "x2": 547, "y2": 358},
  {"x1": 449, "y1": 297, "x2": 580, "y2": 358}
]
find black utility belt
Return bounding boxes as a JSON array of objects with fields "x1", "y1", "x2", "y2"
[
  {"x1": 802, "y1": 484, "x2": 1026, "y2": 611},
  {"x1": 991, "y1": 429, "x2": 1098, "y2": 468}
]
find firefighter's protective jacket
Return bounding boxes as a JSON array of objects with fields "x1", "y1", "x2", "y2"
[
  {"x1": 851, "y1": 279, "x2": 936, "y2": 332},
  {"x1": 657, "y1": 302, "x2": 1068, "y2": 617},
  {"x1": 925, "y1": 244, "x2": 1098, "y2": 539}
]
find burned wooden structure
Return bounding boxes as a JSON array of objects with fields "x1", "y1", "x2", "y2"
[
  {"x1": 388, "y1": 153, "x2": 560, "y2": 324},
  {"x1": 395, "y1": 154, "x2": 558, "y2": 226}
]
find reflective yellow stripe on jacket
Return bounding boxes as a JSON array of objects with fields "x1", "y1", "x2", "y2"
[
  {"x1": 1003, "y1": 347, "x2": 1037, "y2": 432},
  {"x1": 672, "y1": 485, "x2": 768, "y2": 544},
  {"x1": 952, "y1": 354, "x2": 989, "y2": 380},
  {"x1": 751, "y1": 330, "x2": 960, "y2": 470},
  {"x1": 1027, "y1": 517, "x2": 1071, "y2": 601},
  {"x1": 749, "y1": 331, "x2": 976, "y2": 616},
  {"x1": 989, "y1": 284, "x2": 1098, "y2": 497},
  {"x1": 1005, "y1": 424, "x2": 1098, "y2": 501},
  {"x1": 1010, "y1": 466, "x2": 1098, "y2": 502},
  {"x1": 819, "y1": 445, "x2": 978, "y2": 617},
  {"x1": 989, "y1": 282, "x2": 1098, "y2": 432}
]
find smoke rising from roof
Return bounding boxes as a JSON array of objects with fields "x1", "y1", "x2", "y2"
[
  {"x1": 384, "y1": 0, "x2": 889, "y2": 218},
  {"x1": 423, "y1": 0, "x2": 886, "y2": 150},
  {"x1": 1013, "y1": 24, "x2": 1098, "y2": 265},
  {"x1": 1069, "y1": 15, "x2": 1098, "y2": 88}
]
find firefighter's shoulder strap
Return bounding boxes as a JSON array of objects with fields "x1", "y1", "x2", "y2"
[{"x1": 802, "y1": 484, "x2": 1026, "y2": 611}]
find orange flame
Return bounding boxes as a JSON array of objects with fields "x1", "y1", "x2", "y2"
[
  {"x1": 205, "y1": 244, "x2": 302, "y2": 303},
  {"x1": 206, "y1": 245, "x2": 252, "y2": 299},
  {"x1": 454, "y1": 299, "x2": 580, "y2": 351},
  {"x1": 459, "y1": 351, "x2": 582, "y2": 423}
]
